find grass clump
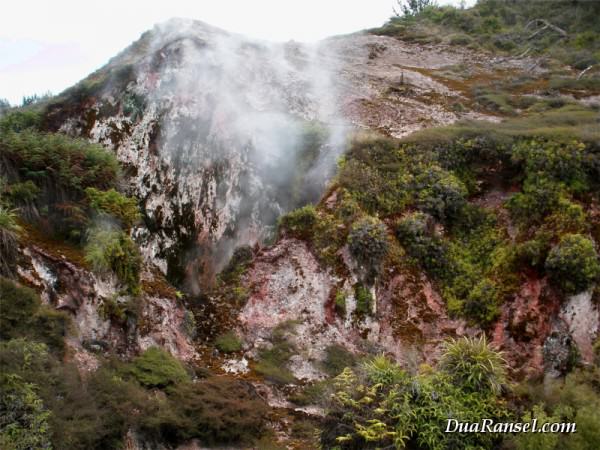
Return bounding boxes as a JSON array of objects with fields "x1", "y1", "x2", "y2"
[
  {"x1": 215, "y1": 332, "x2": 243, "y2": 353},
  {"x1": 255, "y1": 321, "x2": 298, "y2": 385},
  {"x1": 85, "y1": 188, "x2": 140, "y2": 231}
]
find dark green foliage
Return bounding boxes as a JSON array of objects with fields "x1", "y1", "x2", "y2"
[
  {"x1": 0, "y1": 373, "x2": 52, "y2": 450},
  {"x1": 0, "y1": 278, "x2": 69, "y2": 354},
  {"x1": 353, "y1": 284, "x2": 373, "y2": 316},
  {"x1": 462, "y1": 279, "x2": 501, "y2": 326},
  {"x1": 1, "y1": 129, "x2": 119, "y2": 194},
  {"x1": 414, "y1": 166, "x2": 467, "y2": 222},
  {"x1": 545, "y1": 234, "x2": 600, "y2": 295},
  {"x1": 321, "y1": 341, "x2": 510, "y2": 450},
  {"x1": 348, "y1": 217, "x2": 389, "y2": 281},
  {"x1": 85, "y1": 188, "x2": 140, "y2": 230},
  {"x1": 322, "y1": 345, "x2": 356, "y2": 377},
  {"x1": 396, "y1": 212, "x2": 449, "y2": 277},
  {"x1": 0, "y1": 207, "x2": 20, "y2": 277},
  {"x1": 142, "y1": 378, "x2": 268, "y2": 446},
  {"x1": 0, "y1": 111, "x2": 42, "y2": 134},
  {"x1": 3, "y1": 181, "x2": 40, "y2": 205},
  {"x1": 215, "y1": 332, "x2": 242, "y2": 353},
  {"x1": 278, "y1": 204, "x2": 317, "y2": 239},
  {"x1": 126, "y1": 347, "x2": 189, "y2": 389},
  {"x1": 84, "y1": 225, "x2": 142, "y2": 295}
]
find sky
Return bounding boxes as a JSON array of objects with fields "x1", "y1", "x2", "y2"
[{"x1": 0, "y1": 0, "x2": 473, "y2": 105}]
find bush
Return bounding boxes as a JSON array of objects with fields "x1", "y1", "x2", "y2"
[
  {"x1": 545, "y1": 234, "x2": 600, "y2": 295},
  {"x1": 0, "y1": 207, "x2": 21, "y2": 276},
  {"x1": 215, "y1": 332, "x2": 242, "y2": 353},
  {"x1": 414, "y1": 166, "x2": 467, "y2": 222},
  {"x1": 347, "y1": 217, "x2": 389, "y2": 281},
  {"x1": 0, "y1": 278, "x2": 69, "y2": 354},
  {"x1": 321, "y1": 349, "x2": 509, "y2": 450},
  {"x1": 322, "y1": 345, "x2": 356, "y2": 377},
  {"x1": 84, "y1": 225, "x2": 142, "y2": 295},
  {"x1": 277, "y1": 205, "x2": 317, "y2": 239},
  {"x1": 126, "y1": 347, "x2": 189, "y2": 390},
  {"x1": 439, "y1": 336, "x2": 507, "y2": 395},
  {"x1": 0, "y1": 129, "x2": 119, "y2": 194},
  {"x1": 143, "y1": 378, "x2": 268, "y2": 446},
  {"x1": 353, "y1": 284, "x2": 373, "y2": 316},
  {"x1": 396, "y1": 212, "x2": 449, "y2": 278},
  {"x1": 462, "y1": 279, "x2": 500, "y2": 326},
  {"x1": 85, "y1": 188, "x2": 140, "y2": 231},
  {"x1": 0, "y1": 373, "x2": 52, "y2": 450}
]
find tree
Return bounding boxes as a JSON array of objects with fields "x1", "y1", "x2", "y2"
[{"x1": 394, "y1": 0, "x2": 436, "y2": 17}]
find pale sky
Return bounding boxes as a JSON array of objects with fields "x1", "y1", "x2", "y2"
[{"x1": 1, "y1": 0, "x2": 473, "y2": 105}]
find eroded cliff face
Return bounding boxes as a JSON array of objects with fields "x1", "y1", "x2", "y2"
[
  {"x1": 14, "y1": 228, "x2": 196, "y2": 370},
  {"x1": 34, "y1": 18, "x2": 598, "y2": 383},
  {"x1": 44, "y1": 18, "x2": 509, "y2": 288}
]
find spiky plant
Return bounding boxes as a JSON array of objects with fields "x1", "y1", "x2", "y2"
[
  {"x1": 439, "y1": 336, "x2": 507, "y2": 395},
  {"x1": 0, "y1": 206, "x2": 21, "y2": 276},
  {"x1": 363, "y1": 354, "x2": 406, "y2": 386}
]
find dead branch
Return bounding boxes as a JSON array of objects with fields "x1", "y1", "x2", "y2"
[
  {"x1": 525, "y1": 19, "x2": 568, "y2": 40},
  {"x1": 578, "y1": 64, "x2": 597, "y2": 80}
]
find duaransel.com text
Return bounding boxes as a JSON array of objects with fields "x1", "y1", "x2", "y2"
[{"x1": 445, "y1": 418, "x2": 576, "y2": 433}]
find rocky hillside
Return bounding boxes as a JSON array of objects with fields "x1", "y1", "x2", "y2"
[{"x1": 2, "y1": 1, "x2": 600, "y2": 449}]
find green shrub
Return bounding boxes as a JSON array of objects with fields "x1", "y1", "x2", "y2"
[
  {"x1": 85, "y1": 188, "x2": 140, "y2": 230},
  {"x1": 0, "y1": 278, "x2": 69, "y2": 354},
  {"x1": 126, "y1": 347, "x2": 189, "y2": 390},
  {"x1": 439, "y1": 336, "x2": 507, "y2": 395},
  {"x1": 277, "y1": 204, "x2": 317, "y2": 239},
  {"x1": 414, "y1": 166, "x2": 467, "y2": 222},
  {"x1": 0, "y1": 207, "x2": 21, "y2": 276},
  {"x1": 1, "y1": 130, "x2": 119, "y2": 193},
  {"x1": 0, "y1": 373, "x2": 52, "y2": 450},
  {"x1": 0, "y1": 110, "x2": 42, "y2": 133},
  {"x1": 462, "y1": 279, "x2": 501, "y2": 326},
  {"x1": 334, "y1": 290, "x2": 346, "y2": 316},
  {"x1": 347, "y1": 217, "x2": 389, "y2": 281},
  {"x1": 322, "y1": 345, "x2": 356, "y2": 377},
  {"x1": 396, "y1": 212, "x2": 449, "y2": 278},
  {"x1": 215, "y1": 332, "x2": 242, "y2": 353},
  {"x1": 353, "y1": 284, "x2": 373, "y2": 316},
  {"x1": 4, "y1": 181, "x2": 40, "y2": 205},
  {"x1": 84, "y1": 225, "x2": 142, "y2": 295},
  {"x1": 545, "y1": 234, "x2": 600, "y2": 294},
  {"x1": 219, "y1": 245, "x2": 253, "y2": 285},
  {"x1": 321, "y1": 347, "x2": 509, "y2": 450}
]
